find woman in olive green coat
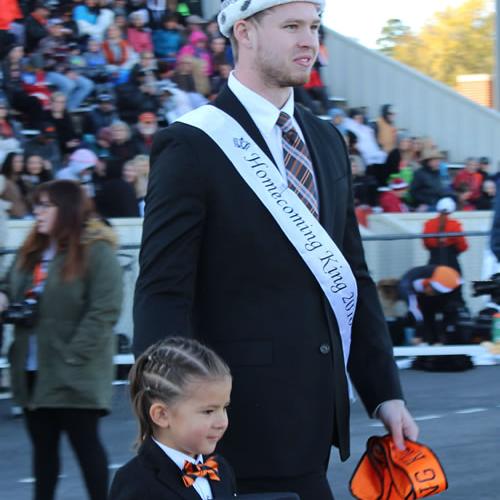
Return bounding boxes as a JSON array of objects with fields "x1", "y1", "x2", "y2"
[{"x1": 2, "y1": 180, "x2": 123, "y2": 500}]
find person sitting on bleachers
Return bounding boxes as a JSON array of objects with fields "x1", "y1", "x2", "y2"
[
  {"x1": 56, "y1": 147, "x2": 97, "y2": 197},
  {"x1": 0, "y1": 97, "x2": 24, "y2": 165},
  {"x1": 452, "y1": 157, "x2": 482, "y2": 209},
  {"x1": 171, "y1": 54, "x2": 210, "y2": 103},
  {"x1": 476, "y1": 179, "x2": 496, "y2": 211},
  {"x1": 102, "y1": 24, "x2": 138, "y2": 82},
  {"x1": 375, "y1": 104, "x2": 397, "y2": 153},
  {"x1": 73, "y1": 0, "x2": 115, "y2": 41},
  {"x1": 209, "y1": 35, "x2": 230, "y2": 75},
  {"x1": 94, "y1": 157, "x2": 140, "y2": 218},
  {"x1": 24, "y1": 1, "x2": 49, "y2": 53},
  {"x1": 21, "y1": 152, "x2": 53, "y2": 210},
  {"x1": 156, "y1": 80, "x2": 193, "y2": 123},
  {"x1": 145, "y1": 0, "x2": 169, "y2": 30},
  {"x1": 478, "y1": 156, "x2": 491, "y2": 183},
  {"x1": 351, "y1": 154, "x2": 378, "y2": 207},
  {"x1": 127, "y1": 10, "x2": 153, "y2": 54},
  {"x1": 1, "y1": 44, "x2": 45, "y2": 128},
  {"x1": 108, "y1": 120, "x2": 140, "y2": 167},
  {"x1": 384, "y1": 134, "x2": 416, "y2": 188},
  {"x1": 129, "y1": 50, "x2": 159, "y2": 85},
  {"x1": 0, "y1": 151, "x2": 29, "y2": 218},
  {"x1": 379, "y1": 178, "x2": 409, "y2": 213},
  {"x1": 152, "y1": 12, "x2": 184, "y2": 63},
  {"x1": 24, "y1": 122, "x2": 62, "y2": 172},
  {"x1": 115, "y1": 67, "x2": 159, "y2": 123},
  {"x1": 82, "y1": 36, "x2": 108, "y2": 80},
  {"x1": 43, "y1": 92, "x2": 81, "y2": 155},
  {"x1": 344, "y1": 108, "x2": 387, "y2": 186},
  {"x1": 37, "y1": 18, "x2": 94, "y2": 111},
  {"x1": 209, "y1": 62, "x2": 231, "y2": 99},
  {"x1": 83, "y1": 92, "x2": 119, "y2": 136},
  {"x1": 177, "y1": 30, "x2": 212, "y2": 76},
  {"x1": 133, "y1": 112, "x2": 157, "y2": 155},
  {"x1": 409, "y1": 148, "x2": 448, "y2": 211}
]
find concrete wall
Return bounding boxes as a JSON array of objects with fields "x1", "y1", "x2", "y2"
[
  {"x1": 2, "y1": 214, "x2": 494, "y2": 341},
  {"x1": 322, "y1": 28, "x2": 500, "y2": 171}
]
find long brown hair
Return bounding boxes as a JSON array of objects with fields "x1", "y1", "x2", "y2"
[
  {"x1": 17, "y1": 180, "x2": 94, "y2": 281},
  {"x1": 129, "y1": 337, "x2": 231, "y2": 448}
]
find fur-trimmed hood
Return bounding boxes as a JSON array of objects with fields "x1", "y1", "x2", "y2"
[{"x1": 82, "y1": 218, "x2": 119, "y2": 248}]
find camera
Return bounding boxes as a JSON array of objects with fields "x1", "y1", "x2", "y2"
[
  {"x1": 472, "y1": 273, "x2": 500, "y2": 301},
  {"x1": 2, "y1": 297, "x2": 38, "y2": 327}
]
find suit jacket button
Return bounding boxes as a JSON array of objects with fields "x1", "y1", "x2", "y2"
[{"x1": 319, "y1": 344, "x2": 331, "y2": 354}]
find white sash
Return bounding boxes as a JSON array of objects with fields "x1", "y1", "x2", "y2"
[{"x1": 177, "y1": 106, "x2": 358, "y2": 380}]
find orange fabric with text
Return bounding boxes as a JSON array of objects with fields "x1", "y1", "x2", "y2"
[{"x1": 350, "y1": 435, "x2": 448, "y2": 499}]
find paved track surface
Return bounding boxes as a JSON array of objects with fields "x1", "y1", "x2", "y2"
[{"x1": 1, "y1": 366, "x2": 499, "y2": 499}]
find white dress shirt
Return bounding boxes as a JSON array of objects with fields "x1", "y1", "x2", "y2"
[
  {"x1": 152, "y1": 438, "x2": 213, "y2": 499},
  {"x1": 227, "y1": 71, "x2": 306, "y2": 186}
]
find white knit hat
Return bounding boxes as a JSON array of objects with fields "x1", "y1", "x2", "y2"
[
  {"x1": 217, "y1": 0, "x2": 325, "y2": 38},
  {"x1": 436, "y1": 197, "x2": 456, "y2": 214},
  {"x1": 68, "y1": 149, "x2": 98, "y2": 173}
]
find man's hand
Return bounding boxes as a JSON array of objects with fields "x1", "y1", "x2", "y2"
[{"x1": 377, "y1": 399, "x2": 419, "y2": 450}]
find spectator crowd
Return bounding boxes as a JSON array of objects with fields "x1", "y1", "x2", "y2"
[
  {"x1": 331, "y1": 105, "x2": 497, "y2": 221},
  {"x1": 0, "y1": 0, "x2": 497, "y2": 224},
  {"x1": 0, "y1": 0, "x2": 247, "y2": 220}
]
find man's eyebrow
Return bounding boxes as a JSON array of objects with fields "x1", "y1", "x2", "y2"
[{"x1": 281, "y1": 17, "x2": 321, "y2": 24}]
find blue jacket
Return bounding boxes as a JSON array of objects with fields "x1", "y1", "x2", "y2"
[{"x1": 152, "y1": 29, "x2": 183, "y2": 58}]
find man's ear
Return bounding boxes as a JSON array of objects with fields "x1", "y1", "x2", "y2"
[
  {"x1": 149, "y1": 401, "x2": 170, "y2": 429},
  {"x1": 233, "y1": 19, "x2": 254, "y2": 50}
]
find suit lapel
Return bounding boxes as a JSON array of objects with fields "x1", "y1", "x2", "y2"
[
  {"x1": 208, "y1": 474, "x2": 228, "y2": 498},
  {"x1": 214, "y1": 86, "x2": 338, "y2": 233},
  {"x1": 294, "y1": 106, "x2": 336, "y2": 232},
  {"x1": 214, "y1": 85, "x2": 277, "y2": 167},
  {"x1": 139, "y1": 438, "x2": 201, "y2": 500}
]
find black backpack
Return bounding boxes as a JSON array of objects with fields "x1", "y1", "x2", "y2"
[{"x1": 411, "y1": 355, "x2": 473, "y2": 372}]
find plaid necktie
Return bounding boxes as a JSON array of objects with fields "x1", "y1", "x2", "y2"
[
  {"x1": 182, "y1": 456, "x2": 220, "y2": 488},
  {"x1": 277, "y1": 111, "x2": 319, "y2": 219}
]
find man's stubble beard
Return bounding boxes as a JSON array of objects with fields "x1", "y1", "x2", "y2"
[{"x1": 255, "y1": 47, "x2": 312, "y2": 89}]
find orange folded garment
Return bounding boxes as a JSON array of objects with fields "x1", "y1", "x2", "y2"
[{"x1": 350, "y1": 435, "x2": 448, "y2": 499}]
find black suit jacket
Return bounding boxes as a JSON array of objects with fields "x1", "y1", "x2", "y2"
[
  {"x1": 109, "y1": 437, "x2": 236, "y2": 499},
  {"x1": 133, "y1": 86, "x2": 403, "y2": 477}
]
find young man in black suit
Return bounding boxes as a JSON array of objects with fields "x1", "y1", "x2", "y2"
[{"x1": 133, "y1": 1, "x2": 418, "y2": 498}]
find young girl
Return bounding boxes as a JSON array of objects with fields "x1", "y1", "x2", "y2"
[{"x1": 109, "y1": 337, "x2": 236, "y2": 499}]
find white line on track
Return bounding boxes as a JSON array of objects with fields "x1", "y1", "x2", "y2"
[
  {"x1": 413, "y1": 415, "x2": 443, "y2": 421},
  {"x1": 455, "y1": 408, "x2": 488, "y2": 414}
]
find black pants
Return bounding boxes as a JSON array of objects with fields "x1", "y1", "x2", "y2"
[
  {"x1": 24, "y1": 407, "x2": 108, "y2": 500},
  {"x1": 417, "y1": 290, "x2": 461, "y2": 344},
  {"x1": 237, "y1": 470, "x2": 335, "y2": 500}
]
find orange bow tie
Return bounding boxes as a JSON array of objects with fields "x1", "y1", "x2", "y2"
[{"x1": 182, "y1": 456, "x2": 220, "y2": 488}]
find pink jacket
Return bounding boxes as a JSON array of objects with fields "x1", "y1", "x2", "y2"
[
  {"x1": 127, "y1": 27, "x2": 153, "y2": 53},
  {"x1": 177, "y1": 31, "x2": 212, "y2": 75}
]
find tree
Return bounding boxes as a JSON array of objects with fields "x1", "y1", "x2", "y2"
[
  {"x1": 388, "y1": 0, "x2": 494, "y2": 87},
  {"x1": 376, "y1": 19, "x2": 412, "y2": 57}
]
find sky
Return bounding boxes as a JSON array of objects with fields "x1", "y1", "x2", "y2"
[{"x1": 322, "y1": 0, "x2": 480, "y2": 48}]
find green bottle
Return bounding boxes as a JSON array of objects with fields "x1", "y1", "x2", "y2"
[{"x1": 491, "y1": 313, "x2": 500, "y2": 343}]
